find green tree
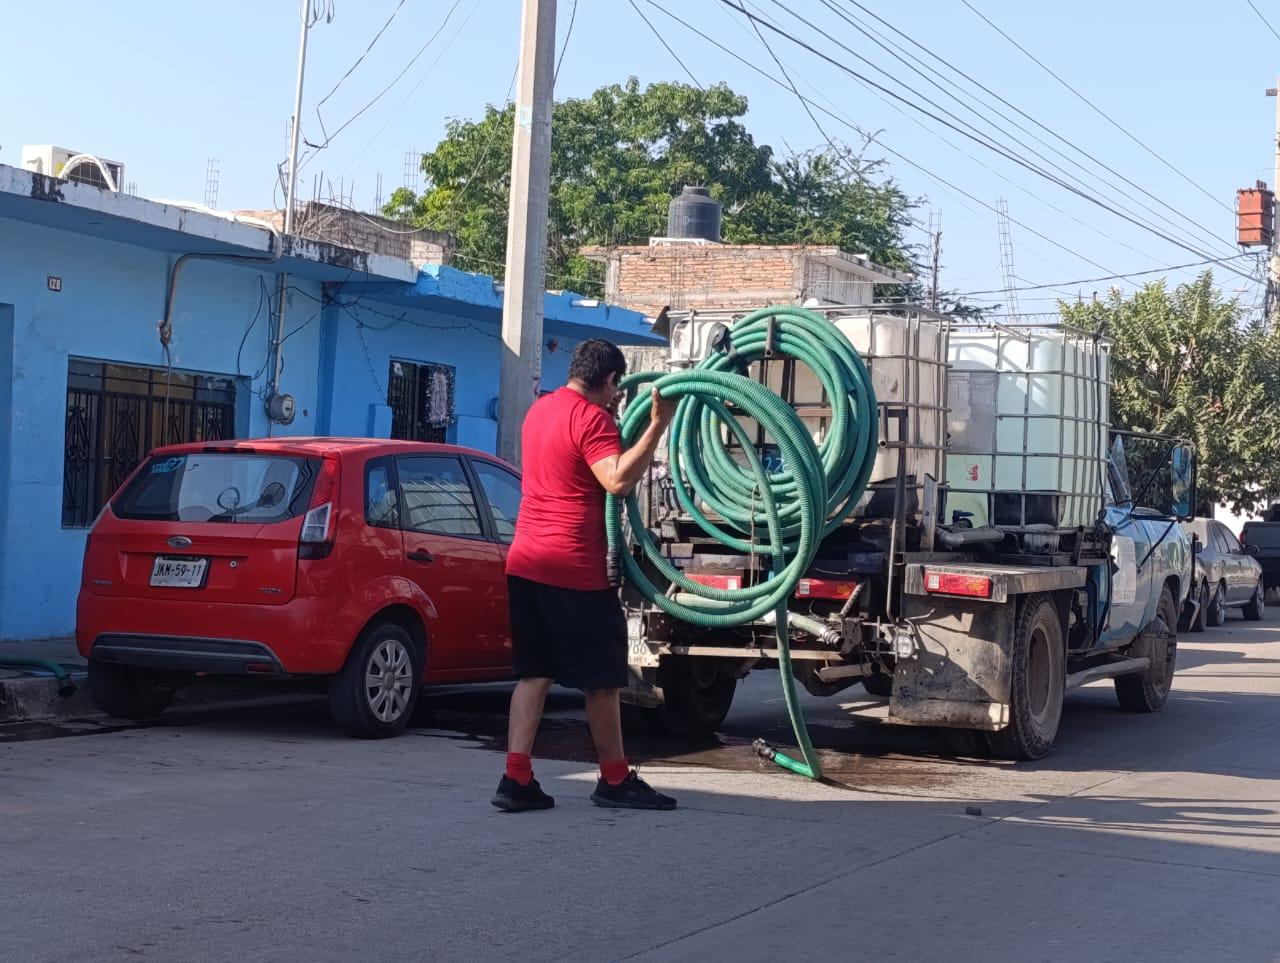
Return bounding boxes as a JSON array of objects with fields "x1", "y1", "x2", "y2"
[
  {"x1": 384, "y1": 78, "x2": 918, "y2": 293},
  {"x1": 1060, "y1": 274, "x2": 1280, "y2": 514}
]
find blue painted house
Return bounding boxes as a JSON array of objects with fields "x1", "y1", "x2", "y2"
[{"x1": 0, "y1": 164, "x2": 659, "y2": 640}]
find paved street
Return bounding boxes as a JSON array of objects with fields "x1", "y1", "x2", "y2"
[{"x1": 4, "y1": 614, "x2": 1279, "y2": 963}]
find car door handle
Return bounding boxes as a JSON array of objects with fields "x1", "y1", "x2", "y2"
[{"x1": 406, "y1": 549, "x2": 434, "y2": 564}]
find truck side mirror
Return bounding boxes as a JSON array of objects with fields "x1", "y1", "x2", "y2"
[{"x1": 1170, "y1": 443, "x2": 1195, "y2": 520}]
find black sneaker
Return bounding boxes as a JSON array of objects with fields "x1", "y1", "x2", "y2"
[
  {"x1": 491, "y1": 775, "x2": 555, "y2": 812},
  {"x1": 590, "y1": 771, "x2": 677, "y2": 810}
]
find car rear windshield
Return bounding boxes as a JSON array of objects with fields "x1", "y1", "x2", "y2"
[
  {"x1": 1242, "y1": 524, "x2": 1280, "y2": 548},
  {"x1": 113, "y1": 453, "x2": 322, "y2": 524}
]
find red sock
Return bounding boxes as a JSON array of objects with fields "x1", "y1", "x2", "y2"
[
  {"x1": 600, "y1": 758, "x2": 630, "y2": 786},
  {"x1": 505, "y1": 752, "x2": 533, "y2": 786}
]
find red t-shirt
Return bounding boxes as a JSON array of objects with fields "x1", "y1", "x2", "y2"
[{"x1": 505, "y1": 387, "x2": 622, "y2": 591}]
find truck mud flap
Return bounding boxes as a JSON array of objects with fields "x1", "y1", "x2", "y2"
[{"x1": 889, "y1": 596, "x2": 1014, "y2": 731}]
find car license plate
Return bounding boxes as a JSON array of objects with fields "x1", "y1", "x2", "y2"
[{"x1": 150, "y1": 556, "x2": 209, "y2": 588}]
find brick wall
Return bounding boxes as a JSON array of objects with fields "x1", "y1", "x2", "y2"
[
  {"x1": 235, "y1": 203, "x2": 453, "y2": 265},
  {"x1": 580, "y1": 243, "x2": 888, "y2": 317}
]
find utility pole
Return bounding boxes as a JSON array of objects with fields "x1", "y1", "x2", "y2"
[
  {"x1": 1269, "y1": 80, "x2": 1280, "y2": 329},
  {"x1": 267, "y1": 0, "x2": 312, "y2": 428},
  {"x1": 283, "y1": 0, "x2": 310, "y2": 240},
  {"x1": 496, "y1": 0, "x2": 557, "y2": 466}
]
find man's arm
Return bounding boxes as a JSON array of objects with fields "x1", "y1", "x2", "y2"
[{"x1": 590, "y1": 387, "x2": 678, "y2": 497}]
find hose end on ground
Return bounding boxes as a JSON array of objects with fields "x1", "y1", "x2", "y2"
[{"x1": 754, "y1": 738, "x2": 819, "y2": 780}]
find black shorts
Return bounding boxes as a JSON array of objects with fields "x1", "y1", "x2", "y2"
[{"x1": 507, "y1": 575, "x2": 628, "y2": 691}]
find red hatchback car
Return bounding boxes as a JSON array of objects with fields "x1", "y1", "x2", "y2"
[{"x1": 77, "y1": 438, "x2": 524, "y2": 737}]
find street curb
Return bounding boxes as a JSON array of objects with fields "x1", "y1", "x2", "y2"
[
  {"x1": 0, "y1": 670, "x2": 93, "y2": 724},
  {"x1": 0, "y1": 670, "x2": 305, "y2": 725}
]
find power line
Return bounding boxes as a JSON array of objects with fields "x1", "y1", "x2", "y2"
[
  {"x1": 555, "y1": 0, "x2": 578, "y2": 81},
  {"x1": 302, "y1": 0, "x2": 467, "y2": 165},
  {"x1": 313, "y1": 0, "x2": 409, "y2": 113},
  {"x1": 628, "y1": 0, "x2": 704, "y2": 90},
  {"x1": 837, "y1": 0, "x2": 1235, "y2": 253},
  {"x1": 961, "y1": 0, "x2": 1233, "y2": 214},
  {"x1": 960, "y1": 252, "x2": 1256, "y2": 296},
  {"x1": 732, "y1": 0, "x2": 1124, "y2": 281},
  {"x1": 771, "y1": 0, "x2": 1172, "y2": 264},
  {"x1": 333, "y1": 0, "x2": 485, "y2": 181},
  {"x1": 728, "y1": 0, "x2": 1255, "y2": 280},
  {"x1": 641, "y1": 0, "x2": 1118, "y2": 276},
  {"x1": 1247, "y1": 0, "x2": 1280, "y2": 43},
  {"x1": 819, "y1": 0, "x2": 1238, "y2": 260},
  {"x1": 426, "y1": 64, "x2": 521, "y2": 225},
  {"x1": 733, "y1": 0, "x2": 848, "y2": 166}
]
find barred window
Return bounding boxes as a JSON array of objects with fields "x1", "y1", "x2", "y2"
[
  {"x1": 63, "y1": 359, "x2": 238, "y2": 528},
  {"x1": 388, "y1": 359, "x2": 455, "y2": 444}
]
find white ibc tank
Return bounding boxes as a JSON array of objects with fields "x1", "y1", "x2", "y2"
[{"x1": 946, "y1": 324, "x2": 1110, "y2": 529}]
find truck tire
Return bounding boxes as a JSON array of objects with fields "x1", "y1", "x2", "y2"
[
  {"x1": 1114, "y1": 587, "x2": 1178, "y2": 713},
  {"x1": 657, "y1": 655, "x2": 736, "y2": 736},
  {"x1": 1208, "y1": 582, "x2": 1227, "y2": 627},
  {"x1": 1243, "y1": 581, "x2": 1266, "y2": 622},
  {"x1": 88, "y1": 659, "x2": 177, "y2": 721},
  {"x1": 329, "y1": 622, "x2": 422, "y2": 739},
  {"x1": 986, "y1": 593, "x2": 1065, "y2": 761},
  {"x1": 1190, "y1": 579, "x2": 1209, "y2": 634}
]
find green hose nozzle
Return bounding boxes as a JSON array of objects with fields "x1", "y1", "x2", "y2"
[{"x1": 610, "y1": 305, "x2": 879, "y2": 781}]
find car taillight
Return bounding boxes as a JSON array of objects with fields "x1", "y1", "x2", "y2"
[
  {"x1": 923, "y1": 570, "x2": 993, "y2": 598},
  {"x1": 299, "y1": 456, "x2": 339, "y2": 560},
  {"x1": 83, "y1": 502, "x2": 112, "y2": 559}
]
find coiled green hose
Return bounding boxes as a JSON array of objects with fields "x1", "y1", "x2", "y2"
[{"x1": 607, "y1": 305, "x2": 879, "y2": 780}]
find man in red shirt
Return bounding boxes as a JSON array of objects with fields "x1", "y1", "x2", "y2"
[{"x1": 493, "y1": 339, "x2": 678, "y2": 812}]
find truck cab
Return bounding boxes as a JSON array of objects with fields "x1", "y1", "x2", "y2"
[{"x1": 1097, "y1": 434, "x2": 1193, "y2": 648}]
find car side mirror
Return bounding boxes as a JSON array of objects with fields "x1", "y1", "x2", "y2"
[
  {"x1": 1247, "y1": 543, "x2": 1259, "y2": 556},
  {"x1": 1170, "y1": 444, "x2": 1195, "y2": 520}
]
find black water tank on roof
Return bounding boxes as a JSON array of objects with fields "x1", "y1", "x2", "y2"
[{"x1": 666, "y1": 186, "x2": 721, "y2": 241}]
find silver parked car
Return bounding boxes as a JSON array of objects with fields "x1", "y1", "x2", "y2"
[{"x1": 1181, "y1": 519, "x2": 1265, "y2": 631}]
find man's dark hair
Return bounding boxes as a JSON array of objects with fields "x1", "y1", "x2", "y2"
[{"x1": 568, "y1": 339, "x2": 626, "y2": 390}]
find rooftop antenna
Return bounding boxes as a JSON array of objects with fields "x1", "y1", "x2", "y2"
[
  {"x1": 404, "y1": 149, "x2": 420, "y2": 193},
  {"x1": 203, "y1": 158, "x2": 221, "y2": 209},
  {"x1": 996, "y1": 197, "x2": 1022, "y2": 321}
]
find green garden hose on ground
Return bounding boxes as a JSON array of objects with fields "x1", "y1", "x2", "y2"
[
  {"x1": 606, "y1": 305, "x2": 879, "y2": 780},
  {"x1": 0, "y1": 657, "x2": 78, "y2": 697}
]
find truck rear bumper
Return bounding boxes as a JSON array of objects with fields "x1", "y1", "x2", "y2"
[{"x1": 889, "y1": 594, "x2": 1016, "y2": 730}]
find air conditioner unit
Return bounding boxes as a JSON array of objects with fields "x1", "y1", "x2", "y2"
[{"x1": 20, "y1": 144, "x2": 125, "y2": 192}]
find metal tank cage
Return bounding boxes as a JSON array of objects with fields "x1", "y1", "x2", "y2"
[
  {"x1": 946, "y1": 319, "x2": 1111, "y2": 534},
  {"x1": 663, "y1": 303, "x2": 952, "y2": 524}
]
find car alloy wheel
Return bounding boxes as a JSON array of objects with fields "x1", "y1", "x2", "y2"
[{"x1": 365, "y1": 637, "x2": 414, "y2": 723}]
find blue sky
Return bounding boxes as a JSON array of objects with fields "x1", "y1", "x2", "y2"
[{"x1": 3, "y1": 0, "x2": 1277, "y2": 310}]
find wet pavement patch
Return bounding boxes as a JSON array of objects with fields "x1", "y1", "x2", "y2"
[
  {"x1": 0, "y1": 718, "x2": 135, "y2": 743},
  {"x1": 412, "y1": 690, "x2": 972, "y2": 792}
]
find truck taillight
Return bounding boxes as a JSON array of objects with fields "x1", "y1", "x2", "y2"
[
  {"x1": 299, "y1": 456, "x2": 339, "y2": 560},
  {"x1": 795, "y1": 578, "x2": 857, "y2": 600},
  {"x1": 688, "y1": 573, "x2": 743, "y2": 590},
  {"x1": 924, "y1": 570, "x2": 992, "y2": 598}
]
